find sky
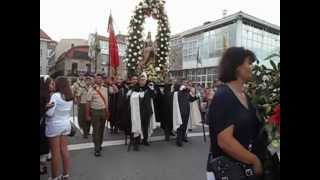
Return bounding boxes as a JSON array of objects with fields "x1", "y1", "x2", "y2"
[{"x1": 40, "y1": 0, "x2": 280, "y2": 42}]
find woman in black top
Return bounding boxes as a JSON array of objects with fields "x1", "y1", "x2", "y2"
[
  {"x1": 40, "y1": 76, "x2": 55, "y2": 174},
  {"x1": 206, "y1": 47, "x2": 263, "y2": 180}
]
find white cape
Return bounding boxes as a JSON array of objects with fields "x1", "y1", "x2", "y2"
[
  {"x1": 130, "y1": 92, "x2": 143, "y2": 138},
  {"x1": 188, "y1": 100, "x2": 202, "y2": 130},
  {"x1": 130, "y1": 91, "x2": 157, "y2": 139},
  {"x1": 148, "y1": 99, "x2": 157, "y2": 137},
  {"x1": 172, "y1": 91, "x2": 183, "y2": 131}
]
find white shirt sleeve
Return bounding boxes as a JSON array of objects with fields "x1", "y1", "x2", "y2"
[{"x1": 46, "y1": 93, "x2": 57, "y2": 117}]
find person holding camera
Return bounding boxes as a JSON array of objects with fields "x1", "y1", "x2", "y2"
[{"x1": 175, "y1": 79, "x2": 199, "y2": 147}]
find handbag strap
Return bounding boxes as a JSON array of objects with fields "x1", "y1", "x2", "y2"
[
  {"x1": 94, "y1": 87, "x2": 107, "y2": 108},
  {"x1": 40, "y1": 115, "x2": 45, "y2": 125}
]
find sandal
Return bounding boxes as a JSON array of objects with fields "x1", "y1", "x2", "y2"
[
  {"x1": 62, "y1": 174, "x2": 70, "y2": 180},
  {"x1": 40, "y1": 163, "x2": 48, "y2": 175},
  {"x1": 48, "y1": 176, "x2": 61, "y2": 180},
  {"x1": 40, "y1": 165, "x2": 47, "y2": 175}
]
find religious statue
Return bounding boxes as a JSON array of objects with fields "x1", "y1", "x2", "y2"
[{"x1": 138, "y1": 32, "x2": 157, "y2": 72}]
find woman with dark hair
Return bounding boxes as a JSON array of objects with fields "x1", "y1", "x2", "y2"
[
  {"x1": 40, "y1": 76, "x2": 55, "y2": 174},
  {"x1": 206, "y1": 47, "x2": 263, "y2": 180},
  {"x1": 46, "y1": 77, "x2": 74, "y2": 180}
]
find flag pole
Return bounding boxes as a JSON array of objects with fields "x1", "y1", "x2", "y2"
[
  {"x1": 95, "y1": 31, "x2": 98, "y2": 74},
  {"x1": 197, "y1": 47, "x2": 206, "y2": 142},
  {"x1": 108, "y1": 11, "x2": 111, "y2": 78}
]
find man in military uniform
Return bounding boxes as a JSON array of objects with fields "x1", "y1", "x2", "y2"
[
  {"x1": 86, "y1": 74, "x2": 109, "y2": 157},
  {"x1": 72, "y1": 76, "x2": 85, "y2": 97},
  {"x1": 76, "y1": 75, "x2": 92, "y2": 138}
]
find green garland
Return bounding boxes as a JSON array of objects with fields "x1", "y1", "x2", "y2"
[
  {"x1": 246, "y1": 52, "x2": 280, "y2": 148},
  {"x1": 124, "y1": 0, "x2": 170, "y2": 82}
]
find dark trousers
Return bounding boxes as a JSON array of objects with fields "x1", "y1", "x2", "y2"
[
  {"x1": 91, "y1": 109, "x2": 106, "y2": 151},
  {"x1": 177, "y1": 114, "x2": 189, "y2": 142},
  {"x1": 164, "y1": 127, "x2": 171, "y2": 139},
  {"x1": 141, "y1": 116, "x2": 150, "y2": 141},
  {"x1": 78, "y1": 103, "x2": 91, "y2": 136},
  {"x1": 40, "y1": 121, "x2": 49, "y2": 155}
]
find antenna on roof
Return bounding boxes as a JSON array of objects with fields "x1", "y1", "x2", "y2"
[{"x1": 223, "y1": 9, "x2": 227, "y2": 17}]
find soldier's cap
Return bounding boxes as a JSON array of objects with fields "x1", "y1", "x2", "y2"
[
  {"x1": 85, "y1": 76, "x2": 92, "y2": 80},
  {"x1": 84, "y1": 73, "x2": 92, "y2": 77}
]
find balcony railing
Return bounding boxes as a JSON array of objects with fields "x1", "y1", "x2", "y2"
[{"x1": 67, "y1": 70, "x2": 91, "y2": 76}]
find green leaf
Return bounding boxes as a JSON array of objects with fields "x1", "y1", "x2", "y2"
[
  {"x1": 264, "y1": 53, "x2": 280, "y2": 60},
  {"x1": 270, "y1": 60, "x2": 277, "y2": 71}
]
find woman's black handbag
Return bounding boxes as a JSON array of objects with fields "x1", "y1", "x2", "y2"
[
  {"x1": 68, "y1": 123, "x2": 76, "y2": 137},
  {"x1": 207, "y1": 153, "x2": 256, "y2": 180}
]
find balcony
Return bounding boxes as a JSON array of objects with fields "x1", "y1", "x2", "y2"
[{"x1": 67, "y1": 70, "x2": 91, "y2": 76}]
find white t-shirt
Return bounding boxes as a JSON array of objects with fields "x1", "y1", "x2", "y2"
[{"x1": 45, "y1": 92, "x2": 73, "y2": 137}]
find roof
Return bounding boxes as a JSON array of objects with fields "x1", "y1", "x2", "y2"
[
  {"x1": 40, "y1": 29, "x2": 52, "y2": 41},
  {"x1": 55, "y1": 39, "x2": 88, "y2": 61},
  {"x1": 56, "y1": 45, "x2": 91, "y2": 63},
  {"x1": 174, "y1": 11, "x2": 280, "y2": 38}
]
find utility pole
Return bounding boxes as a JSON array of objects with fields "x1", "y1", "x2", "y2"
[{"x1": 94, "y1": 32, "x2": 100, "y2": 74}]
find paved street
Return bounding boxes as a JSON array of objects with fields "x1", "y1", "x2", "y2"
[
  {"x1": 41, "y1": 127, "x2": 210, "y2": 180},
  {"x1": 40, "y1": 105, "x2": 210, "y2": 180}
]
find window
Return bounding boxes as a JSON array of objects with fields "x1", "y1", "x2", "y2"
[
  {"x1": 86, "y1": 64, "x2": 91, "y2": 73},
  {"x1": 100, "y1": 40, "x2": 108, "y2": 50},
  {"x1": 201, "y1": 68, "x2": 206, "y2": 75},
  {"x1": 101, "y1": 54, "x2": 108, "y2": 65},
  {"x1": 248, "y1": 31, "x2": 252, "y2": 39},
  {"x1": 74, "y1": 51, "x2": 89, "y2": 59},
  {"x1": 71, "y1": 63, "x2": 78, "y2": 75},
  {"x1": 47, "y1": 49, "x2": 51, "y2": 58}
]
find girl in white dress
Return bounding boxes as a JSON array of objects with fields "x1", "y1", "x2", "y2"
[{"x1": 46, "y1": 77, "x2": 73, "y2": 180}]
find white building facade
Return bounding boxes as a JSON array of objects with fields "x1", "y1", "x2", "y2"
[
  {"x1": 40, "y1": 29, "x2": 56, "y2": 75},
  {"x1": 169, "y1": 11, "x2": 280, "y2": 87},
  {"x1": 88, "y1": 33, "x2": 128, "y2": 78}
]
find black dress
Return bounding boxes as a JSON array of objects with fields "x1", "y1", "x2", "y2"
[
  {"x1": 206, "y1": 84, "x2": 262, "y2": 179},
  {"x1": 207, "y1": 84, "x2": 261, "y2": 157}
]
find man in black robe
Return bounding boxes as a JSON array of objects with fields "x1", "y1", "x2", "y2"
[
  {"x1": 118, "y1": 76, "x2": 137, "y2": 139},
  {"x1": 161, "y1": 79, "x2": 179, "y2": 141},
  {"x1": 176, "y1": 79, "x2": 198, "y2": 147},
  {"x1": 130, "y1": 73, "x2": 156, "y2": 151},
  {"x1": 108, "y1": 77, "x2": 121, "y2": 134},
  {"x1": 153, "y1": 83, "x2": 163, "y2": 124}
]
